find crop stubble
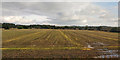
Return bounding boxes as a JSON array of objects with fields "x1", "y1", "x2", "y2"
[{"x1": 1, "y1": 29, "x2": 119, "y2": 58}]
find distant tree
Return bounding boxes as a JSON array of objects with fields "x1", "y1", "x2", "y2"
[
  {"x1": 0, "y1": 23, "x2": 2, "y2": 28},
  {"x1": 97, "y1": 26, "x2": 102, "y2": 31},
  {"x1": 85, "y1": 25, "x2": 88, "y2": 30},
  {"x1": 17, "y1": 26, "x2": 23, "y2": 29},
  {"x1": 4, "y1": 26, "x2": 10, "y2": 30},
  {"x1": 23, "y1": 26, "x2": 29, "y2": 29},
  {"x1": 110, "y1": 27, "x2": 118, "y2": 32},
  {"x1": 2, "y1": 23, "x2": 15, "y2": 29},
  {"x1": 64, "y1": 26, "x2": 69, "y2": 29}
]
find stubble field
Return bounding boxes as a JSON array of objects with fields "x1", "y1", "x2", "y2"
[{"x1": 2, "y1": 29, "x2": 119, "y2": 58}]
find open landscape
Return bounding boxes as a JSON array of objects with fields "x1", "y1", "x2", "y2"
[
  {"x1": 2, "y1": 29, "x2": 119, "y2": 58},
  {"x1": 1, "y1": 2, "x2": 119, "y2": 59}
]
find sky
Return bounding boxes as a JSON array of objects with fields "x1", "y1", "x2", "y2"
[
  {"x1": 0, "y1": 2, "x2": 118, "y2": 26},
  {"x1": 2, "y1": 0, "x2": 119, "y2": 2}
]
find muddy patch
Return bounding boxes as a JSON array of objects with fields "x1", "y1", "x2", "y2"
[
  {"x1": 94, "y1": 49, "x2": 118, "y2": 58},
  {"x1": 87, "y1": 42, "x2": 118, "y2": 58},
  {"x1": 91, "y1": 42, "x2": 107, "y2": 47}
]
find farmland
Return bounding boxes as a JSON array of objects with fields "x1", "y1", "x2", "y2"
[{"x1": 2, "y1": 29, "x2": 119, "y2": 58}]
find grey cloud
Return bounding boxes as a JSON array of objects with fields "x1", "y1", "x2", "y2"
[
  {"x1": 2, "y1": 0, "x2": 119, "y2": 2},
  {"x1": 2, "y1": 2, "x2": 118, "y2": 26}
]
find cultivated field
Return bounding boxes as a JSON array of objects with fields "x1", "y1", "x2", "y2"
[{"x1": 2, "y1": 29, "x2": 119, "y2": 58}]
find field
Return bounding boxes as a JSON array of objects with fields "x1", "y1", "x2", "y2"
[{"x1": 2, "y1": 29, "x2": 119, "y2": 58}]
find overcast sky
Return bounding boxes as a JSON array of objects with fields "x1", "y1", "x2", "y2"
[{"x1": 1, "y1": 2, "x2": 118, "y2": 26}]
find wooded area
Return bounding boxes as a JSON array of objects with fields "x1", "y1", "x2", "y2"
[{"x1": 1, "y1": 23, "x2": 119, "y2": 33}]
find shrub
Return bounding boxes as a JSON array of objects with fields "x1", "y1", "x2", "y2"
[{"x1": 17, "y1": 26, "x2": 23, "y2": 29}]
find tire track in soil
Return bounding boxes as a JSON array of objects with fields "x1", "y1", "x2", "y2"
[
  {"x1": 78, "y1": 30, "x2": 118, "y2": 41},
  {"x1": 0, "y1": 47, "x2": 91, "y2": 50},
  {"x1": 3, "y1": 30, "x2": 52, "y2": 48},
  {"x1": 82, "y1": 30, "x2": 118, "y2": 39},
  {"x1": 58, "y1": 30, "x2": 82, "y2": 46},
  {"x1": 76, "y1": 31, "x2": 118, "y2": 45},
  {"x1": 63, "y1": 31, "x2": 92, "y2": 47},
  {"x1": 4, "y1": 31, "x2": 42, "y2": 42}
]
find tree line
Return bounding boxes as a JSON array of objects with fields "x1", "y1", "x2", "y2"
[{"x1": 1, "y1": 23, "x2": 120, "y2": 33}]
